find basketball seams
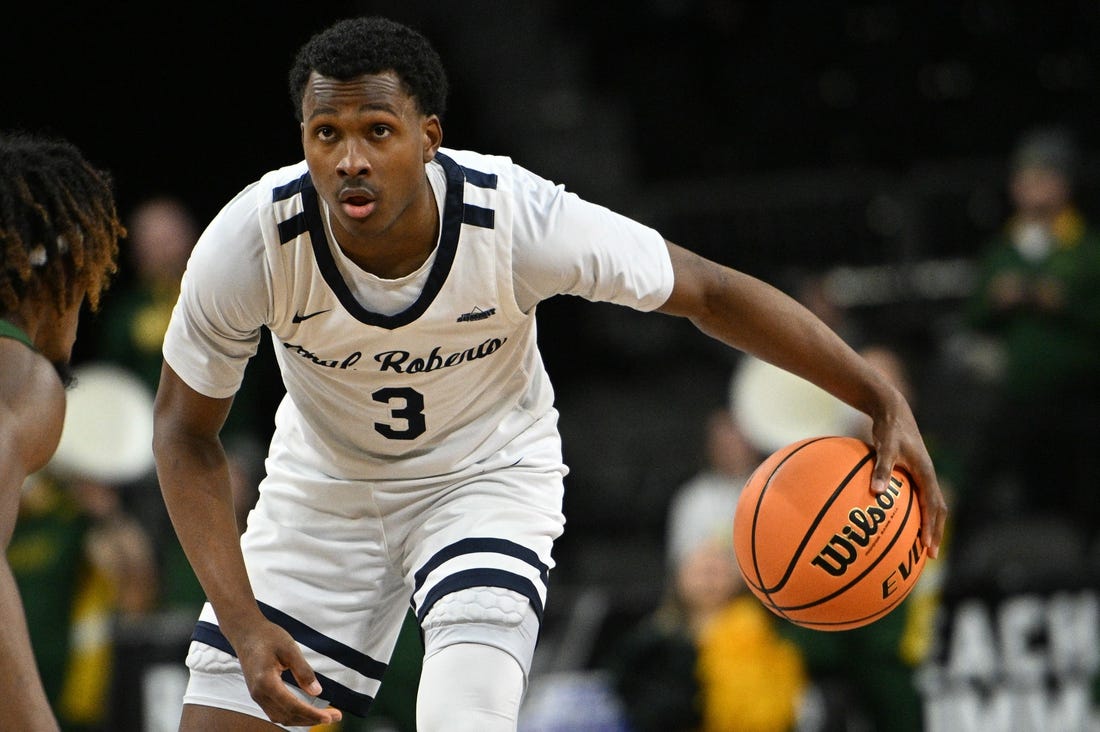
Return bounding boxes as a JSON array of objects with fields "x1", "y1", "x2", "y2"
[
  {"x1": 750, "y1": 441, "x2": 875, "y2": 596},
  {"x1": 745, "y1": 437, "x2": 831, "y2": 598},
  {"x1": 782, "y1": 577, "x2": 917, "y2": 630}
]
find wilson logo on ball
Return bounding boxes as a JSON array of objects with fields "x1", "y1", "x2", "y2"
[{"x1": 811, "y1": 476, "x2": 902, "y2": 577}]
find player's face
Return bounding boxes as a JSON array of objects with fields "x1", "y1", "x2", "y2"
[
  {"x1": 35, "y1": 294, "x2": 84, "y2": 367},
  {"x1": 676, "y1": 541, "x2": 742, "y2": 614},
  {"x1": 300, "y1": 71, "x2": 441, "y2": 250},
  {"x1": 1010, "y1": 166, "x2": 1070, "y2": 221}
]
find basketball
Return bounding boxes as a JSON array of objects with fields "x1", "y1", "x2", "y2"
[{"x1": 733, "y1": 435, "x2": 926, "y2": 631}]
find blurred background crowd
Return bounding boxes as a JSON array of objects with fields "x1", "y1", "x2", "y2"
[{"x1": 4, "y1": 1, "x2": 1099, "y2": 730}]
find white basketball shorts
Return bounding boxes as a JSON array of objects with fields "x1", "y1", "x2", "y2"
[{"x1": 183, "y1": 412, "x2": 567, "y2": 721}]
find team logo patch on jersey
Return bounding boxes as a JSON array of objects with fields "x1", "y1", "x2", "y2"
[{"x1": 456, "y1": 307, "x2": 496, "y2": 323}]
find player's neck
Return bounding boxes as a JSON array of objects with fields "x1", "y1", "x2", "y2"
[
  {"x1": 4, "y1": 303, "x2": 46, "y2": 348},
  {"x1": 328, "y1": 181, "x2": 440, "y2": 280}
]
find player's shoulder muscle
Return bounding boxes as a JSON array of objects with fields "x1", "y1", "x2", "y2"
[{"x1": 0, "y1": 342, "x2": 64, "y2": 475}]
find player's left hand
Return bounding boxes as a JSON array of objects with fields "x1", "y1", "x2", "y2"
[{"x1": 233, "y1": 618, "x2": 343, "y2": 727}]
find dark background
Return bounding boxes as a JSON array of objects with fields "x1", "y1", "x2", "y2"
[
  {"x1": 6, "y1": 2, "x2": 1099, "y2": 238},
  {"x1": 6, "y1": 0, "x2": 1100, "y2": 607}
]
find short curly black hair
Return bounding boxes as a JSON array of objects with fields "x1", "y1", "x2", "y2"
[
  {"x1": 0, "y1": 132, "x2": 121, "y2": 318},
  {"x1": 288, "y1": 16, "x2": 448, "y2": 123}
]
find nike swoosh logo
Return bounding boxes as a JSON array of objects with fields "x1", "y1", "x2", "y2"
[{"x1": 292, "y1": 308, "x2": 331, "y2": 324}]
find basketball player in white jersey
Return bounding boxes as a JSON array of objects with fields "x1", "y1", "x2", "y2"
[{"x1": 153, "y1": 16, "x2": 947, "y2": 731}]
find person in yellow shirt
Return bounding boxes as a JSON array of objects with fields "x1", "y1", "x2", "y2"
[{"x1": 611, "y1": 534, "x2": 806, "y2": 732}]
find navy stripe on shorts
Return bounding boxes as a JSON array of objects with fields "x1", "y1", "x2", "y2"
[
  {"x1": 190, "y1": 599, "x2": 386, "y2": 717},
  {"x1": 411, "y1": 537, "x2": 550, "y2": 625}
]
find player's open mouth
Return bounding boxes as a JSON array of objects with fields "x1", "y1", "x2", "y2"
[{"x1": 339, "y1": 189, "x2": 377, "y2": 219}]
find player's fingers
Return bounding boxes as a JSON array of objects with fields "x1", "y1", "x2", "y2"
[
  {"x1": 280, "y1": 702, "x2": 342, "y2": 727},
  {"x1": 916, "y1": 468, "x2": 948, "y2": 561},
  {"x1": 284, "y1": 653, "x2": 342, "y2": 722},
  {"x1": 252, "y1": 673, "x2": 343, "y2": 727},
  {"x1": 244, "y1": 634, "x2": 343, "y2": 726},
  {"x1": 901, "y1": 446, "x2": 946, "y2": 560},
  {"x1": 873, "y1": 431, "x2": 947, "y2": 560},
  {"x1": 268, "y1": 700, "x2": 343, "y2": 727},
  {"x1": 289, "y1": 663, "x2": 322, "y2": 698},
  {"x1": 869, "y1": 444, "x2": 897, "y2": 496}
]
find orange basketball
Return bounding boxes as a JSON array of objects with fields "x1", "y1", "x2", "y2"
[{"x1": 733, "y1": 435, "x2": 926, "y2": 631}]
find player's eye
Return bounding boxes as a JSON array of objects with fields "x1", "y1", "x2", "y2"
[{"x1": 316, "y1": 126, "x2": 337, "y2": 141}]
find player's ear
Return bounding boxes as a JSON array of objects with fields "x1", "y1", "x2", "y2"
[{"x1": 423, "y1": 115, "x2": 442, "y2": 162}]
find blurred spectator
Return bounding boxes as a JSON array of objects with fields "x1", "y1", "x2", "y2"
[
  {"x1": 72, "y1": 475, "x2": 159, "y2": 618},
  {"x1": 94, "y1": 194, "x2": 277, "y2": 443},
  {"x1": 608, "y1": 401, "x2": 805, "y2": 731},
  {"x1": 694, "y1": 572, "x2": 808, "y2": 732},
  {"x1": 964, "y1": 126, "x2": 1100, "y2": 539},
  {"x1": 608, "y1": 534, "x2": 806, "y2": 732},
  {"x1": 792, "y1": 271, "x2": 866, "y2": 351},
  {"x1": 665, "y1": 407, "x2": 764, "y2": 571},
  {"x1": 95, "y1": 196, "x2": 196, "y2": 393}
]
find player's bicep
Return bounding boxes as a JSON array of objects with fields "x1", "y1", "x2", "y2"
[
  {"x1": 657, "y1": 241, "x2": 729, "y2": 319},
  {"x1": 657, "y1": 241, "x2": 811, "y2": 361},
  {"x1": 0, "y1": 425, "x2": 34, "y2": 546},
  {"x1": 153, "y1": 362, "x2": 235, "y2": 445},
  {"x1": 0, "y1": 370, "x2": 63, "y2": 545},
  {"x1": 1, "y1": 364, "x2": 65, "y2": 473}
]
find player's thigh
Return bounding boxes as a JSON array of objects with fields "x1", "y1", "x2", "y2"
[
  {"x1": 179, "y1": 702, "x2": 287, "y2": 732},
  {"x1": 407, "y1": 467, "x2": 562, "y2": 603},
  {"x1": 403, "y1": 460, "x2": 565, "y2": 675}
]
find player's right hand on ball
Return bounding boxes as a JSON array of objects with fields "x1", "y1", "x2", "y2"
[{"x1": 236, "y1": 620, "x2": 343, "y2": 726}]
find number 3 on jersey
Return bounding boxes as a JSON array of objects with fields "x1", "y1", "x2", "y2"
[{"x1": 372, "y1": 387, "x2": 427, "y2": 440}]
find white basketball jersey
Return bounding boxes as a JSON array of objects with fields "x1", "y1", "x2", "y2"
[{"x1": 164, "y1": 148, "x2": 673, "y2": 483}]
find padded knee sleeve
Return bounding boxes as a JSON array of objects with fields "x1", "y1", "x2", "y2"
[
  {"x1": 417, "y1": 642, "x2": 524, "y2": 732},
  {"x1": 421, "y1": 586, "x2": 540, "y2": 678}
]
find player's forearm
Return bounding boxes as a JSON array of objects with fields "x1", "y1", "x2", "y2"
[
  {"x1": 705, "y1": 291, "x2": 895, "y2": 418},
  {"x1": 154, "y1": 433, "x2": 265, "y2": 633},
  {"x1": 662, "y1": 248, "x2": 896, "y2": 418},
  {"x1": 0, "y1": 560, "x2": 61, "y2": 732},
  {"x1": 152, "y1": 363, "x2": 264, "y2": 633}
]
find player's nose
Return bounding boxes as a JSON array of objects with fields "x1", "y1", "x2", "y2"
[{"x1": 337, "y1": 138, "x2": 372, "y2": 177}]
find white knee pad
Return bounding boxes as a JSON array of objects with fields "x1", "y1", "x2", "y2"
[
  {"x1": 417, "y1": 642, "x2": 525, "y2": 732},
  {"x1": 421, "y1": 586, "x2": 540, "y2": 679}
]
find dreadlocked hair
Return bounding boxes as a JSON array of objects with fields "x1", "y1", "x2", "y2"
[{"x1": 0, "y1": 131, "x2": 123, "y2": 318}]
